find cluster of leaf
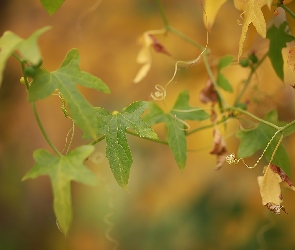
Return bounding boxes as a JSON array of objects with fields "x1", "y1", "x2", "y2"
[
  {"x1": 0, "y1": 28, "x2": 160, "y2": 234},
  {"x1": 205, "y1": 0, "x2": 295, "y2": 81},
  {"x1": 1, "y1": 0, "x2": 295, "y2": 237}
]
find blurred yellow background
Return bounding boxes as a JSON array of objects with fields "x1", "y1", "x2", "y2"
[{"x1": 1, "y1": 0, "x2": 295, "y2": 249}]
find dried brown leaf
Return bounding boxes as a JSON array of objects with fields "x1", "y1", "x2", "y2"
[
  {"x1": 210, "y1": 128, "x2": 227, "y2": 170},
  {"x1": 148, "y1": 34, "x2": 171, "y2": 56},
  {"x1": 199, "y1": 79, "x2": 217, "y2": 104},
  {"x1": 257, "y1": 163, "x2": 295, "y2": 214}
]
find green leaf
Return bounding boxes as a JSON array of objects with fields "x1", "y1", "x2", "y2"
[
  {"x1": 40, "y1": 0, "x2": 64, "y2": 15},
  {"x1": 145, "y1": 90, "x2": 210, "y2": 170},
  {"x1": 0, "y1": 26, "x2": 51, "y2": 87},
  {"x1": 166, "y1": 116, "x2": 187, "y2": 169},
  {"x1": 92, "y1": 101, "x2": 158, "y2": 188},
  {"x1": 236, "y1": 110, "x2": 291, "y2": 175},
  {"x1": 22, "y1": 145, "x2": 98, "y2": 235},
  {"x1": 171, "y1": 90, "x2": 211, "y2": 120},
  {"x1": 267, "y1": 22, "x2": 294, "y2": 81},
  {"x1": 216, "y1": 55, "x2": 233, "y2": 92},
  {"x1": 218, "y1": 55, "x2": 233, "y2": 68},
  {"x1": 28, "y1": 49, "x2": 110, "y2": 138}
]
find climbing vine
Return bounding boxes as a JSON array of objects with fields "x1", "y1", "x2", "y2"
[{"x1": 1, "y1": 0, "x2": 295, "y2": 240}]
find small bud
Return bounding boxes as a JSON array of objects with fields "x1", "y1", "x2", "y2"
[
  {"x1": 239, "y1": 58, "x2": 249, "y2": 67},
  {"x1": 24, "y1": 66, "x2": 37, "y2": 77},
  {"x1": 248, "y1": 53, "x2": 258, "y2": 64},
  {"x1": 20, "y1": 77, "x2": 26, "y2": 84}
]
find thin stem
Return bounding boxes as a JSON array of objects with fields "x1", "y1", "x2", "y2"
[
  {"x1": 280, "y1": 119, "x2": 295, "y2": 132},
  {"x1": 203, "y1": 53, "x2": 228, "y2": 108},
  {"x1": 126, "y1": 130, "x2": 168, "y2": 145},
  {"x1": 12, "y1": 53, "x2": 30, "y2": 90},
  {"x1": 32, "y1": 102, "x2": 62, "y2": 156},
  {"x1": 157, "y1": 0, "x2": 169, "y2": 28},
  {"x1": 90, "y1": 135, "x2": 106, "y2": 145},
  {"x1": 234, "y1": 52, "x2": 268, "y2": 106},
  {"x1": 15, "y1": 53, "x2": 62, "y2": 156},
  {"x1": 186, "y1": 117, "x2": 236, "y2": 136},
  {"x1": 156, "y1": 0, "x2": 205, "y2": 51},
  {"x1": 279, "y1": 3, "x2": 295, "y2": 19},
  {"x1": 229, "y1": 107, "x2": 280, "y2": 130},
  {"x1": 168, "y1": 26, "x2": 205, "y2": 51}
]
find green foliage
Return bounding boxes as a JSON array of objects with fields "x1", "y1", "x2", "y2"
[
  {"x1": 22, "y1": 145, "x2": 98, "y2": 235},
  {"x1": 90, "y1": 101, "x2": 158, "y2": 188},
  {"x1": 28, "y1": 49, "x2": 110, "y2": 138},
  {"x1": 267, "y1": 22, "x2": 294, "y2": 81},
  {"x1": 0, "y1": 26, "x2": 51, "y2": 86},
  {"x1": 145, "y1": 90, "x2": 210, "y2": 170},
  {"x1": 1, "y1": 0, "x2": 295, "y2": 237},
  {"x1": 216, "y1": 55, "x2": 233, "y2": 92},
  {"x1": 40, "y1": 0, "x2": 64, "y2": 15},
  {"x1": 236, "y1": 111, "x2": 290, "y2": 175}
]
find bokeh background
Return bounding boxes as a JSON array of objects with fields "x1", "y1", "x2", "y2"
[{"x1": 1, "y1": 0, "x2": 295, "y2": 249}]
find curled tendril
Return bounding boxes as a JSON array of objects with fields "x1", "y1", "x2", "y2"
[
  {"x1": 226, "y1": 130, "x2": 284, "y2": 169},
  {"x1": 103, "y1": 183, "x2": 119, "y2": 250},
  {"x1": 53, "y1": 90, "x2": 75, "y2": 154},
  {"x1": 173, "y1": 114, "x2": 190, "y2": 131},
  {"x1": 151, "y1": 26, "x2": 208, "y2": 101},
  {"x1": 62, "y1": 122, "x2": 75, "y2": 155},
  {"x1": 164, "y1": 41, "x2": 208, "y2": 91},
  {"x1": 151, "y1": 84, "x2": 166, "y2": 100},
  {"x1": 226, "y1": 153, "x2": 253, "y2": 168}
]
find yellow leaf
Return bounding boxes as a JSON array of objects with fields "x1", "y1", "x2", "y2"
[
  {"x1": 204, "y1": 0, "x2": 228, "y2": 30},
  {"x1": 257, "y1": 163, "x2": 295, "y2": 214},
  {"x1": 287, "y1": 46, "x2": 295, "y2": 72},
  {"x1": 258, "y1": 165, "x2": 282, "y2": 206},
  {"x1": 286, "y1": 1, "x2": 295, "y2": 36},
  {"x1": 266, "y1": 0, "x2": 273, "y2": 9},
  {"x1": 133, "y1": 63, "x2": 151, "y2": 84},
  {"x1": 237, "y1": 0, "x2": 266, "y2": 59}
]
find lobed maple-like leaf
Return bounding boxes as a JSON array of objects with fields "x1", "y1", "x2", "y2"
[
  {"x1": 267, "y1": 22, "x2": 294, "y2": 81},
  {"x1": 236, "y1": 0, "x2": 266, "y2": 59},
  {"x1": 236, "y1": 110, "x2": 291, "y2": 175},
  {"x1": 0, "y1": 26, "x2": 51, "y2": 87},
  {"x1": 203, "y1": 0, "x2": 228, "y2": 30},
  {"x1": 145, "y1": 90, "x2": 210, "y2": 170},
  {"x1": 258, "y1": 163, "x2": 295, "y2": 214},
  {"x1": 28, "y1": 49, "x2": 110, "y2": 139},
  {"x1": 22, "y1": 145, "x2": 98, "y2": 235},
  {"x1": 40, "y1": 0, "x2": 64, "y2": 15},
  {"x1": 91, "y1": 101, "x2": 158, "y2": 188}
]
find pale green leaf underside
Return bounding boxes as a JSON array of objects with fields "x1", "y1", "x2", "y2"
[
  {"x1": 0, "y1": 26, "x2": 50, "y2": 87},
  {"x1": 22, "y1": 145, "x2": 98, "y2": 235},
  {"x1": 28, "y1": 49, "x2": 110, "y2": 138}
]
